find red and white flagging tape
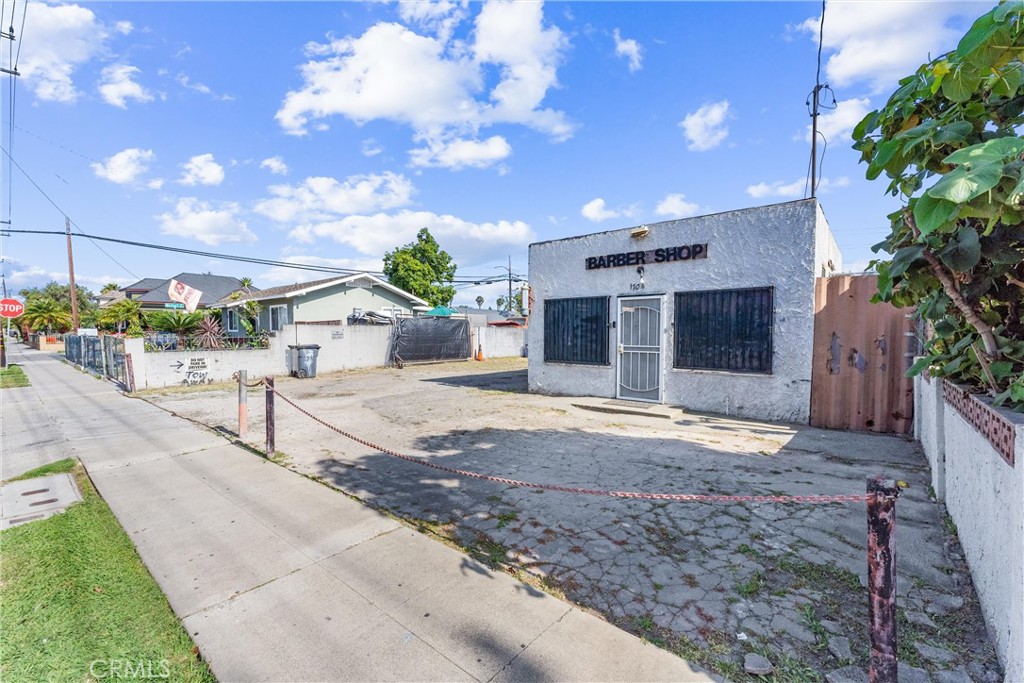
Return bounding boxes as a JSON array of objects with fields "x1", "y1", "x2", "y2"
[{"x1": 270, "y1": 387, "x2": 869, "y2": 505}]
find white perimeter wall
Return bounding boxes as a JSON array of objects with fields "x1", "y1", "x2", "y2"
[
  {"x1": 915, "y1": 375, "x2": 1023, "y2": 683},
  {"x1": 132, "y1": 323, "x2": 525, "y2": 388},
  {"x1": 528, "y1": 199, "x2": 829, "y2": 423}
]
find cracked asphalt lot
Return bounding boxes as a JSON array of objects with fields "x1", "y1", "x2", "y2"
[{"x1": 143, "y1": 358, "x2": 1001, "y2": 682}]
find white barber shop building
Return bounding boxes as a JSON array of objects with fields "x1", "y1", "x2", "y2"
[{"x1": 527, "y1": 199, "x2": 842, "y2": 423}]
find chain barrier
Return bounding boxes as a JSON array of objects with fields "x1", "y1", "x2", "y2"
[
  {"x1": 231, "y1": 371, "x2": 266, "y2": 388},
  {"x1": 268, "y1": 386, "x2": 869, "y2": 505}
]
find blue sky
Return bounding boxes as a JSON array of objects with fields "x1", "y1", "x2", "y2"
[{"x1": 0, "y1": 0, "x2": 985, "y2": 306}]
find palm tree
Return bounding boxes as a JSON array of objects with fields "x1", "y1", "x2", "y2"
[
  {"x1": 98, "y1": 299, "x2": 144, "y2": 333},
  {"x1": 101, "y1": 282, "x2": 120, "y2": 294},
  {"x1": 475, "y1": 296, "x2": 484, "y2": 308},
  {"x1": 146, "y1": 310, "x2": 204, "y2": 346},
  {"x1": 20, "y1": 297, "x2": 72, "y2": 334}
]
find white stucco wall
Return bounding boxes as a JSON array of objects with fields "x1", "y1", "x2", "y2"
[
  {"x1": 473, "y1": 326, "x2": 526, "y2": 358},
  {"x1": 813, "y1": 201, "x2": 843, "y2": 276},
  {"x1": 135, "y1": 323, "x2": 394, "y2": 387},
  {"x1": 528, "y1": 199, "x2": 833, "y2": 423},
  {"x1": 914, "y1": 376, "x2": 1023, "y2": 682},
  {"x1": 915, "y1": 374, "x2": 946, "y2": 499},
  {"x1": 944, "y1": 408, "x2": 1023, "y2": 683}
]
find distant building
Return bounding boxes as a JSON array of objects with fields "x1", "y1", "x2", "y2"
[
  {"x1": 215, "y1": 273, "x2": 428, "y2": 334},
  {"x1": 113, "y1": 274, "x2": 252, "y2": 311}
]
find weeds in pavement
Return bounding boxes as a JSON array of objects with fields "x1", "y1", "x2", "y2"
[{"x1": 4, "y1": 457, "x2": 77, "y2": 482}]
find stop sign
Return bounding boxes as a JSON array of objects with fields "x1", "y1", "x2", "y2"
[{"x1": 0, "y1": 298, "x2": 25, "y2": 318}]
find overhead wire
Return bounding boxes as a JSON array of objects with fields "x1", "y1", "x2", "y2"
[{"x1": 1, "y1": 144, "x2": 141, "y2": 279}]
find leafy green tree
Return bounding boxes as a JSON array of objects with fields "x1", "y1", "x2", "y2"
[
  {"x1": 19, "y1": 281, "x2": 97, "y2": 321},
  {"x1": 852, "y1": 0, "x2": 1024, "y2": 405},
  {"x1": 20, "y1": 297, "x2": 73, "y2": 333},
  {"x1": 101, "y1": 283, "x2": 120, "y2": 294},
  {"x1": 475, "y1": 295, "x2": 485, "y2": 308},
  {"x1": 383, "y1": 228, "x2": 457, "y2": 306}
]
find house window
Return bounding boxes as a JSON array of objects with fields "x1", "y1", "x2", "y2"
[
  {"x1": 674, "y1": 287, "x2": 774, "y2": 373},
  {"x1": 544, "y1": 297, "x2": 609, "y2": 365},
  {"x1": 226, "y1": 310, "x2": 239, "y2": 333},
  {"x1": 269, "y1": 305, "x2": 289, "y2": 331},
  {"x1": 381, "y1": 306, "x2": 404, "y2": 318}
]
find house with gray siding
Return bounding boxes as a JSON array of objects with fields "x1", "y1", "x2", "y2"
[{"x1": 215, "y1": 273, "x2": 429, "y2": 334}]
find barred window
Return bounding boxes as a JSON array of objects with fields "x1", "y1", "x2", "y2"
[
  {"x1": 674, "y1": 287, "x2": 773, "y2": 373},
  {"x1": 544, "y1": 297, "x2": 610, "y2": 365}
]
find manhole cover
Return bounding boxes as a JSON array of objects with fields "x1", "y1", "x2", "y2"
[{"x1": 1, "y1": 473, "x2": 83, "y2": 529}]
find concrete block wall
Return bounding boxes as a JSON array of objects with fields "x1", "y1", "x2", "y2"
[
  {"x1": 914, "y1": 375, "x2": 1023, "y2": 683},
  {"x1": 473, "y1": 326, "x2": 527, "y2": 359}
]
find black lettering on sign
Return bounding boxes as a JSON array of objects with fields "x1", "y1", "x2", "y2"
[{"x1": 584, "y1": 243, "x2": 710, "y2": 270}]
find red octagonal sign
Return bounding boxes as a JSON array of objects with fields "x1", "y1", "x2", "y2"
[{"x1": 0, "y1": 298, "x2": 25, "y2": 318}]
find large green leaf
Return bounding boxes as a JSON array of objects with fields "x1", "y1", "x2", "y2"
[
  {"x1": 941, "y1": 62, "x2": 980, "y2": 102},
  {"x1": 957, "y1": 10, "x2": 1000, "y2": 58},
  {"x1": 939, "y1": 225, "x2": 982, "y2": 271},
  {"x1": 927, "y1": 163, "x2": 1004, "y2": 203},
  {"x1": 944, "y1": 137, "x2": 1024, "y2": 166},
  {"x1": 933, "y1": 120, "x2": 974, "y2": 144},
  {"x1": 913, "y1": 194, "x2": 959, "y2": 235},
  {"x1": 888, "y1": 245, "x2": 925, "y2": 278},
  {"x1": 994, "y1": 0, "x2": 1024, "y2": 23}
]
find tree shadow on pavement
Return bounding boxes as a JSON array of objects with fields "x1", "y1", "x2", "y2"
[{"x1": 422, "y1": 369, "x2": 527, "y2": 394}]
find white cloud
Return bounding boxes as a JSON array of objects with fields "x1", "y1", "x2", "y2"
[
  {"x1": 176, "y1": 73, "x2": 234, "y2": 101},
  {"x1": 473, "y1": 0, "x2": 572, "y2": 139},
  {"x1": 613, "y1": 29, "x2": 642, "y2": 72},
  {"x1": 91, "y1": 148, "x2": 155, "y2": 185},
  {"x1": 655, "y1": 193, "x2": 700, "y2": 218},
  {"x1": 178, "y1": 153, "x2": 225, "y2": 186},
  {"x1": 409, "y1": 135, "x2": 511, "y2": 169},
  {"x1": 276, "y1": 2, "x2": 572, "y2": 168},
  {"x1": 398, "y1": 0, "x2": 466, "y2": 42},
  {"x1": 115, "y1": 20, "x2": 134, "y2": 35},
  {"x1": 680, "y1": 100, "x2": 730, "y2": 152},
  {"x1": 805, "y1": 97, "x2": 872, "y2": 144},
  {"x1": 362, "y1": 138, "x2": 383, "y2": 157},
  {"x1": 254, "y1": 172, "x2": 414, "y2": 223},
  {"x1": 98, "y1": 64, "x2": 154, "y2": 108},
  {"x1": 287, "y1": 209, "x2": 534, "y2": 262},
  {"x1": 580, "y1": 197, "x2": 639, "y2": 223},
  {"x1": 746, "y1": 176, "x2": 849, "y2": 199},
  {"x1": 795, "y1": 2, "x2": 970, "y2": 92},
  {"x1": 260, "y1": 156, "x2": 289, "y2": 176},
  {"x1": 157, "y1": 198, "x2": 255, "y2": 246},
  {"x1": 147, "y1": 178, "x2": 165, "y2": 190},
  {"x1": 17, "y1": 3, "x2": 108, "y2": 103}
]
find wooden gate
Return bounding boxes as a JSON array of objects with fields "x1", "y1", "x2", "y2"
[{"x1": 810, "y1": 275, "x2": 915, "y2": 434}]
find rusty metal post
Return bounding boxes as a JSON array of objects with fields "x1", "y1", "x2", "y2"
[
  {"x1": 265, "y1": 376, "x2": 275, "y2": 458},
  {"x1": 238, "y1": 370, "x2": 248, "y2": 439},
  {"x1": 125, "y1": 353, "x2": 136, "y2": 393},
  {"x1": 867, "y1": 476, "x2": 902, "y2": 683}
]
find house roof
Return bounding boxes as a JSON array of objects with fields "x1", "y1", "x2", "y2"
[
  {"x1": 134, "y1": 273, "x2": 254, "y2": 307},
  {"x1": 122, "y1": 277, "x2": 166, "y2": 293},
  {"x1": 455, "y1": 306, "x2": 515, "y2": 324},
  {"x1": 216, "y1": 273, "x2": 429, "y2": 309}
]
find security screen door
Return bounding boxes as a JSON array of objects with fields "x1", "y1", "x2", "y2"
[{"x1": 617, "y1": 297, "x2": 662, "y2": 402}]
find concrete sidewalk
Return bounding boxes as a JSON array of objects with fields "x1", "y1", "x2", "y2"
[{"x1": 2, "y1": 346, "x2": 710, "y2": 682}]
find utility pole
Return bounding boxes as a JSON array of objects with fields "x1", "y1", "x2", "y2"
[
  {"x1": 494, "y1": 257, "x2": 525, "y2": 315},
  {"x1": 66, "y1": 218, "x2": 80, "y2": 333}
]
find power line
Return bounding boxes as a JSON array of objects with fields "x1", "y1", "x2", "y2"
[{"x1": 1, "y1": 144, "x2": 141, "y2": 279}]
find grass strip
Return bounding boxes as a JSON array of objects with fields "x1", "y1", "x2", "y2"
[
  {"x1": 0, "y1": 462, "x2": 215, "y2": 682},
  {"x1": 3, "y1": 458, "x2": 78, "y2": 483},
  {"x1": 1, "y1": 364, "x2": 30, "y2": 389}
]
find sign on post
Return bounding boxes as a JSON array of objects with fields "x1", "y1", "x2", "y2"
[{"x1": 0, "y1": 298, "x2": 24, "y2": 318}]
